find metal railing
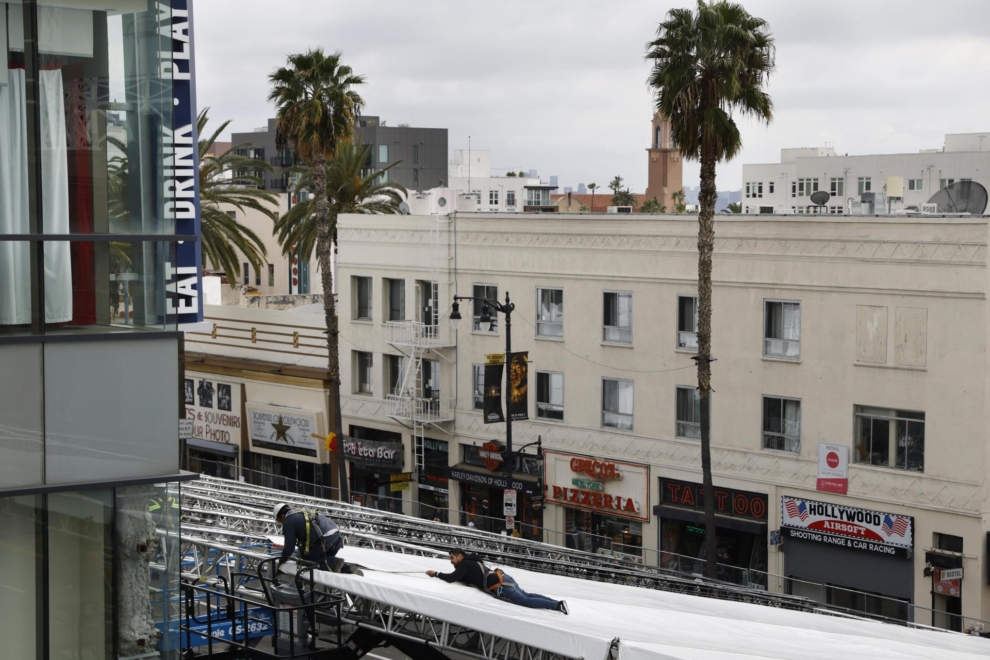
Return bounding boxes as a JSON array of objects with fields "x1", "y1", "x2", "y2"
[
  {"x1": 386, "y1": 393, "x2": 455, "y2": 423},
  {"x1": 384, "y1": 320, "x2": 455, "y2": 348}
]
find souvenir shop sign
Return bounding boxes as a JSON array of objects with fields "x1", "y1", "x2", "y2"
[
  {"x1": 544, "y1": 450, "x2": 649, "y2": 522},
  {"x1": 246, "y1": 403, "x2": 319, "y2": 458},
  {"x1": 781, "y1": 495, "x2": 913, "y2": 558},
  {"x1": 343, "y1": 437, "x2": 403, "y2": 469},
  {"x1": 184, "y1": 374, "x2": 242, "y2": 445},
  {"x1": 660, "y1": 478, "x2": 768, "y2": 522}
]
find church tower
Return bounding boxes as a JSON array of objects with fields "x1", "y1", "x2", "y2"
[{"x1": 644, "y1": 111, "x2": 683, "y2": 211}]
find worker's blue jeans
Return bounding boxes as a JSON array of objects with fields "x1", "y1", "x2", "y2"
[{"x1": 494, "y1": 574, "x2": 559, "y2": 610}]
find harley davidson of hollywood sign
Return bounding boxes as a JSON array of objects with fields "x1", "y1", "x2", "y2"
[{"x1": 781, "y1": 495, "x2": 913, "y2": 556}]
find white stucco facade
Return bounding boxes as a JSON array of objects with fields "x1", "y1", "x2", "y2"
[
  {"x1": 335, "y1": 210, "x2": 990, "y2": 626},
  {"x1": 741, "y1": 133, "x2": 990, "y2": 215}
]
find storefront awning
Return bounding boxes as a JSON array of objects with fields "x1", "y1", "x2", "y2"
[
  {"x1": 655, "y1": 505, "x2": 766, "y2": 535},
  {"x1": 187, "y1": 438, "x2": 239, "y2": 455}
]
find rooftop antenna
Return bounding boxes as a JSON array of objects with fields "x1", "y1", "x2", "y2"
[
  {"x1": 810, "y1": 190, "x2": 830, "y2": 215},
  {"x1": 468, "y1": 135, "x2": 471, "y2": 199}
]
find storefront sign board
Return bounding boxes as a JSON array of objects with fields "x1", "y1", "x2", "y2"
[
  {"x1": 544, "y1": 450, "x2": 649, "y2": 522},
  {"x1": 504, "y1": 489, "x2": 517, "y2": 516},
  {"x1": 343, "y1": 437, "x2": 404, "y2": 469},
  {"x1": 940, "y1": 567, "x2": 963, "y2": 581},
  {"x1": 444, "y1": 467, "x2": 529, "y2": 492},
  {"x1": 817, "y1": 443, "x2": 849, "y2": 494},
  {"x1": 246, "y1": 403, "x2": 319, "y2": 458},
  {"x1": 781, "y1": 495, "x2": 913, "y2": 557},
  {"x1": 390, "y1": 481, "x2": 410, "y2": 492},
  {"x1": 179, "y1": 418, "x2": 194, "y2": 439},
  {"x1": 660, "y1": 478, "x2": 768, "y2": 521},
  {"x1": 390, "y1": 472, "x2": 414, "y2": 483},
  {"x1": 185, "y1": 375, "x2": 242, "y2": 445}
]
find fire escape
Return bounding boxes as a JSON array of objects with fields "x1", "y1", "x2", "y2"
[{"x1": 385, "y1": 215, "x2": 456, "y2": 475}]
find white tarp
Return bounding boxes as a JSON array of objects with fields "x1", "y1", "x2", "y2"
[{"x1": 280, "y1": 543, "x2": 989, "y2": 660}]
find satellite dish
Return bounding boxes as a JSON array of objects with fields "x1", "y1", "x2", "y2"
[
  {"x1": 810, "y1": 190, "x2": 831, "y2": 210},
  {"x1": 926, "y1": 180, "x2": 988, "y2": 214},
  {"x1": 398, "y1": 202, "x2": 410, "y2": 214},
  {"x1": 437, "y1": 197, "x2": 447, "y2": 208}
]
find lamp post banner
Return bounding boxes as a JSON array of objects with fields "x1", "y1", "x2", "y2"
[
  {"x1": 508, "y1": 351, "x2": 529, "y2": 421},
  {"x1": 484, "y1": 362, "x2": 505, "y2": 423}
]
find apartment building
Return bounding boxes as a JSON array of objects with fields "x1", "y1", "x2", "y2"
[
  {"x1": 336, "y1": 210, "x2": 990, "y2": 627},
  {"x1": 742, "y1": 133, "x2": 990, "y2": 215}
]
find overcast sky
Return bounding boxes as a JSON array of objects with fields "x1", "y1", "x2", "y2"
[{"x1": 193, "y1": 0, "x2": 990, "y2": 192}]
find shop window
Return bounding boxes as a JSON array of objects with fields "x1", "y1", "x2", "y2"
[
  {"x1": 762, "y1": 396, "x2": 801, "y2": 452},
  {"x1": 536, "y1": 371, "x2": 564, "y2": 421},
  {"x1": 826, "y1": 584, "x2": 909, "y2": 622},
  {"x1": 565, "y1": 508, "x2": 642, "y2": 557},
  {"x1": 764, "y1": 300, "x2": 800, "y2": 359},
  {"x1": 387, "y1": 278, "x2": 405, "y2": 321},
  {"x1": 536, "y1": 287, "x2": 563, "y2": 337},
  {"x1": 675, "y1": 386, "x2": 701, "y2": 439},
  {"x1": 854, "y1": 405, "x2": 925, "y2": 472},
  {"x1": 355, "y1": 351, "x2": 373, "y2": 394},
  {"x1": 473, "y1": 284, "x2": 498, "y2": 332},
  {"x1": 603, "y1": 291, "x2": 632, "y2": 343},
  {"x1": 387, "y1": 354, "x2": 405, "y2": 395},
  {"x1": 677, "y1": 295, "x2": 698, "y2": 350},
  {"x1": 472, "y1": 364, "x2": 485, "y2": 410},
  {"x1": 602, "y1": 378, "x2": 633, "y2": 430},
  {"x1": 354, "y1": 276, "x2": 372, "y2": 320}
]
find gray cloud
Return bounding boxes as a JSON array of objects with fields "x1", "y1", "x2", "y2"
[{"x1": 193, "y1": 0, "x2": 990, "y2": 192}]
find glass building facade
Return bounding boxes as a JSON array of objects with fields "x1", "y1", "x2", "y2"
[{"x1": 0, "y1": 1, "x2": 199, "y2": 658}]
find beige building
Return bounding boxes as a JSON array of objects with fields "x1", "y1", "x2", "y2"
[{"x1": 335, "y1": 210, "x2": 990, "y2": 628}]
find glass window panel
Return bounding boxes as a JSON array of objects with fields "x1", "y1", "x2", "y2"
[
  {"x1": 603, "y1": 291, "x2": 632, "y2": 343},
  {"x1": 355, "y1": 276, "x2": 371, "y2": 319},
  {"x1": 536, "y1": 287, "x2": 563, "y2": 337},
  {"x1": 537, "y1": 371, "x2": 563, "y2": 420},
  {"x1": 0, "y1": 494, "x2": 42, "y2": 660},
  {"x1": 677, "y1": 295, "x2": 698, "y2": 349},
  {"x1": 357, "y1": 351, "x2": 373, "y2": 393},
  {"x1": 676, "y1": 386, "x2": 700, "y2": 439},
  {"x1": 602, "y1": 378, "x2": 633, "y2": 429},
  {"x1": 473, "y1": 284, "x2": 498, "y2": 331},
  {"x1": 473, "y1": 364, "x2": 484, "y2": 410},
  {"x1": 388, "y1": 278, "x2": 405, "y2": 321},
  {"x1": 0, "y1": 344, "x2": 43, "y2": 487},
  {"x1": 48, "y1": 489, "x2": 113, "y2": 660}
]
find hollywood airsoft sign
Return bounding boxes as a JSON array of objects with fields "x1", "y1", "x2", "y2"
[
  {"x1": 781, "y1": 495, "x2": 914, "y2": 559},
  {"x1": 544, "y1": 450, "x2": 649, "y2": 522}
]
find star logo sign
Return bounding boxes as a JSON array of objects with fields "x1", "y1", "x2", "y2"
[{"x1": 271, "y1": 416, "x2": 292, "y2": 444}]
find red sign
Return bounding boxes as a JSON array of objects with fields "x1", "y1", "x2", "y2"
[
  {"x1": 551, "y1": 485, "x2": 639, "y2": 515},
  {"x1": 817, "y1": 443, "x2": 848, "y2": 494},
  {"x1": 826, "y1": 452, "x2": 839, "y2": 469},
  {"x1": 660, "y1": 478, "x2": 768, "y2": 521},
  {"x1": 480, "y1": 441, "x2": 504, "y2": 472},
  {"x1": 569, "y1": 457, "x2": 623, "y2": 481},
  {"x1": 934, "y1": 569, "x2": 961, "y2": 597}
]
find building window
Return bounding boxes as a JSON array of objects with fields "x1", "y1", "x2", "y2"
[
  {"x1": 745, "y1": 182, "x2": 763, "y2": 199},
  {"x1": 830, "y1": 178, "x2": 844, "y2": 197},
  {"x1": 794, "y1": 178, "x2": 818, "y2": 197},
  {"x1": 388, "y1": 355, "x2": 406, "y2": 395},
  {"x1": 536, "y1": 287, "x2": 564, "y2": 337},
  {"x1": 762, "y1": 396, "x2": 801, "y2": 452},
  {"x1": 854, "y1": 406, "x2": 925, "y2": 472},
  {"x1": 506, "y1": 191, "x2": 516, "y2": 207},
  {"x1": 473, "y1": 284, "x2": 498, "y2": 332},
  {"x1": 354, "y1": 276, "x2": 372, "y2": 320},
  {"x1": 226, "y1": 210, "x2": 237, "y2": 220},
  {"x1": 764, "y1": 300, "x2": 800, "y2": 359},
  {"x1": 526, "y1": 188, "x2": 550, "y2": 206},
  {"x1": 423, "y1": 359, "x2": 439, "y2": 400},
  {"x1": 489, "y1": 190, "x2": 499, "y2": 206},
  {"x1": 268, "y1": 264, "x2": 275, "y2": 287},
  {"x1": 602, "y1": 378, "x2": 633, "y2": 430},
  {"x1": 677, "y1": 295, "x2": 698, "y2": 350},
  {"x1": 934, "y1": 533, "x2": 963, "y2": 553},
  {"x1": 242, "y1": 262, "x2": 249, "y2": 286},
  {"x1": 387, "y1": 278, "x2": 405, "y2": 321},
  {"x1": 759, "y1": 206, "x2": 774, "y2": 214},
  {"x1": 768, "y1": 181, "x2": 775, "y2": 194},
  {"x1": 940, "y1": 178, "x2": 955, "y2": 189},
  {"x1": 857, "y1": 177, "x2": 872, "y2": 195},
  {"x1": 472, "y1": 364, "x2": 485, "y2": 410},
  {"x1": 675, "y1": 386, "x2": 701, "y2": 439},
  {"x1": 355, "y1": 352, "x2": 373, "y2": 394},
  {"x1": 379, "y1": 144, "x2": 388, "y2": 163},
  {"x1": 908, "y1": 179, "x2": 923, "y2": 191},
  {"x1": 537, "y1": 371, "x2": 564, "y2": 421},
  {"x1": 254, "y1": 267, "x2": 261, "y2": 286},
  {"x1": 413, "y1": 168, "x2": 419, "y2": 188},
  {"x1": 602, "y1": 291, "x2": 633, "y2": 343},
  {"x1": 413, "y1": 144, "x2": 419, "y2": 165}
]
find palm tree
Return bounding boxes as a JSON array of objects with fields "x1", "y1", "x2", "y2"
[
  {"x1": 197, "y1": 109, "x2": 279, "y2": 284},
  {"x1": 612, "y1": 189, "x2": 638, "y2": 209},
  {"x1": 608, "y1": 176, "x2": 624, "y2": 196},
  {"x1": 588, "y1": 182, "x2": 598, "y2": 211},
  {"x1": 274, "y1": 143, "x2": 407, "y2": 260},
  {"x1": 647, "y1": 0, "x2": 775, "y2": 580},
  {"x1": 641, "y1": 198, "x2": 665, "y2": 214},
  {"x1": 726, "y1": 201, "x2": 742, "y2": 213},
  {"x1": 671, "y1": 189, "x2": 688, "y2": 213},
  {"x1": 269, "y1": 48, "x2": 366, "y2": 501}
]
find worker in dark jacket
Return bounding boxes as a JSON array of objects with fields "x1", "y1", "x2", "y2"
[
  {"x1": 274, "y1": 502, "x2": 344, "y2": 572},
  {"x1": 427, "y1": 549, "x2": 568, "y2": 614}
]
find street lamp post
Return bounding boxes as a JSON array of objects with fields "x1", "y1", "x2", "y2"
[{"x1": 449, "y1": 291, "x2": 517, "y2": 491}]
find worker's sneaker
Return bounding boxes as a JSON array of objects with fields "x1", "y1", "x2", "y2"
[{"x1": 556, "y1": 600, "x2": 569, "y2": 615}]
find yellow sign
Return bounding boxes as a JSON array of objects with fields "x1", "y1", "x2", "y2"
[
  {"x1": 390, "y1": 481, "x2": 410, "y2": 492},
  {"x1": 390, "y1": 472, "x2": 414, "y2": 483},
  {"x1": 486, "y1": 353, "x2": 505, "y2": 365}
]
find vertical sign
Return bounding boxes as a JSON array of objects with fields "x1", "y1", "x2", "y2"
[
  {"x1": 508, "y1": 351, "x2": 529, "y2": 421},
  {"x1": 817, "y1": 443, "x2": 849, "y2": 494},
  {"x1": 503, "y1": 489, "x2": 517, "y2": 516},
  {"x1": 484, "y1": 354, "x2": 505, "y2": 424},
  {"x1": 160, "y1": 0, "x2": 203, "y2": 324}
]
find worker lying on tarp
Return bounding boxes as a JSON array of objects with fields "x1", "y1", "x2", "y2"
[
  {"x1": 273, "y1": 502, "x2": 344, "y2": 572},
  {"x1": 427, "y1": 548, "x2": 568, "y2": 614}
]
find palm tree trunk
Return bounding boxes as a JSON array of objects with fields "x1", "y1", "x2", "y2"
[
  {"x1": 697, "y1": 149, "x2": 718, "y2": 580},
  {"x1": 314, "y1": 155, "x2": 349, "y2": 502}
]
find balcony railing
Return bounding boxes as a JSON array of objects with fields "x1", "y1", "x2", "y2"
[
  {"x1": 385, "y1": 321, "x2": 455, "y2": 348},
  {"x1": 386, "y1": 394, "x2": 455, "y2": 424}
]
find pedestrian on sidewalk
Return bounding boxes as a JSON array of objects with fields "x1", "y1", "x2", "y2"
[{"x1": 427, "y1": 548, "x2": 568, "y2": 614}]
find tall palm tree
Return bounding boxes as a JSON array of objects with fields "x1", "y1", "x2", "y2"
[
  {"x1": 269, "y1": 49, "x2": 366, "y2": 501},
  {"x1": 641, "y1": 198, "x2": 665, "y2": 214},
  {"x1": 612, "y1": 189, "x2": 638, "y2": 209},
  {"x1": 647, "y1": 0, "x2": 774, "y2": 579},
  {"x1": 608, "y1": 175, "x2": 624, "y2": 196},
  {"x1": 588, "y1": 182, "x2": 598, "y2": 211},
  {"x1": 197, "y1": 109, "x2": 279, "y2": 285},
  {"x1": 274, "y1": 143, "x2": 407, "y2": 260}
]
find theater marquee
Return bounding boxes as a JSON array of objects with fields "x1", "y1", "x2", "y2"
[{"x1": 544, "y1": 450, "x2": 649, "y2": 522}]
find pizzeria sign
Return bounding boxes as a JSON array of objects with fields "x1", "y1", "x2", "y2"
[{"x1": 781, "y1": 495, "x2": 913, "y2": 557}]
